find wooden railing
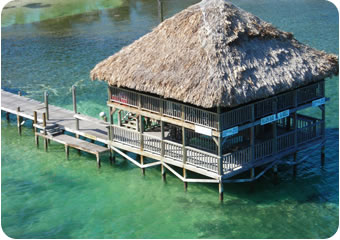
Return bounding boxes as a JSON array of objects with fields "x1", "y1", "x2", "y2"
[
  {"x1": 186, "y1": 147, "x2": 219, "y2": 173},
  {"x1": 110, "y1": 81, "x2": 324, "y2": 131},
  {"x1": 184, "y1": 105, "x2": 218, "y2": 128},
  {"x1": 164, "y1": 140, "x2": 183, "y2": 161},
  {"x1": 112, "y1": 126, "x2": 140, "y2": 147},
  {"x1": 297, "y1": 81, "x2": 324, "y2": 105},
  {"x1": 222, "y1": 119, "x2": 324, "y2": 173},
  {"x1": 223, "y1": 147, "x2": 251, "y2": 172},
  {"x1": 141, "y1": 95, "x2": 161, "y2": 113},
  {"x1": 163, "y1": 101, "x2": 182, "y2": 119},
  {"x1": 220, "y1": 105, "x2": 252, "y2": 129},
  {"x1": 143, "y1": 134, "x2": 162, "y2": 154},
  {"x1": 277, "y1": 131, "x2": 295, "y2": 152}
]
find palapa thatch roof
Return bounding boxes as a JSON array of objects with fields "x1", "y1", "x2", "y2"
[{"x1": 91, "y1": 0, "x2": 338, "y2": 109}]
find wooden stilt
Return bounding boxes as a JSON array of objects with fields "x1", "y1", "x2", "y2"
[
  {"x1": 321, "y1": 146, "x2": 325, "y2": 166},
  {"x1": 34, "y1": 111, "x2": 38, "y2": 147},
  {"x1": 75, "y1": 134, "x2": 81, "y2": 154},
  {"x1": 6, "y1": 112, "x2": 10, "y2": 122},
  {"x1": 65, "y1": 145, "x2": 69, "y2": 159},
  {"x1": 96, "y1": 154, "x2": 101, "y2": 168},
  {"x1": 140, "y1": 155, "x2": 145, "y2": 175},
  {"x1": 17, "y1": 107, "x2": 22, "y2": 136},
  {"x1": 161, "y1": 164, "x2": 166, "y2": 181},
  {"x1": 44, "y1": 91, "x2": 49, "y2": 120},
  {"x1": 35, "y1": 135, "x2": 39, "y2": 147},
  {"x1": 250, "y1": 168, "x2": 255, "y2": 179},
  {"x1": 219, "y1": 182, "x2": 224, "y2": 202},
  {"x1": 43, "y1": 112, "x2": 48, "y2": 152},
  {"x1": 183, "y1": 168, "x2": 188, "y2": 191},
  {"x1": 109, "y1": 149, "x2": 113, "y2": 165},
  {"x1": 293, "y1": 152, "x2": 297, "y2": 177}
]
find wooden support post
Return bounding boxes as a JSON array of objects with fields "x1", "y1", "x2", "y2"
[
  {"x1": 110, "y1": 149, "x2": 115, "y2": 165},
  {"x1": 321, "y1": 146, "x2": 325, "y2": 167},
  {"x1": 43, "y1": 112, "x2": 48, "y2": 152},
  {"x1": 72, "y1": 86, "x2": 79, "y2": 130},
  {"x1": 161, "y1": 164, "x2": 166, "y2": 181},
  {"x1": 293, "y1": 152, "x2": 297, "y2": 177},
  {"x1": 6, "y1": 112, "x2": 10, "y2": 122},
  {"x1": 17, "y1": 107, "x2": 22, "y2": 136},
  {"x1": 44, "y1": 91, "x2": 49, "y2": 120},
  {"x1": 33, "y1": 111, "x2": 39, "y2": 147},
  {"x1": 321, "y1": 91, "x2": 326, "y2": 166},
  {"x1": 108, "y1": 86, "x2": 112, "y2": 102},
  {"x1": 219, "y1": 182, "x2": 224, "y2": 202},
  {"x1": 141, "y1": 155, "x2": 145, "y2": 175},
  {"x1": 158, "y1": 0, "x2": 164, "y2": 23},
  {"x1": 96, "y1": 154, "x2": 101, "y2": 168},
  {"x1": 65, "y1": 145, "x2": 69, "y2": 159},
  {"x1": 273, "y1": 164, "x2": 278, "y2": 182},
  {"x1": 250, "y1": 104, "x2": 255, "y2": 161},
  {"x1": 217, "y1": 107, "x2": 224, "y2": 176},
  {"x1": 161, "y1": 121, "x2": 165, "y2": 157},
  {"x1": 293, "y1": 90, "x2": 298, "y2": 147},
  {"x1": 273, "y1": 101, "x2": 277, "y2": 154},
  {"x1": 183, "y1": 168, "x2": 188, "y2": 191},
  {"x1": 182, "y1": 126, "x2": 187, "y2": 165},
  {"x1": 250, "y1": 168, "x2": 255, "y2": 179},
  {"x1": 118, "y1": 110, "x2": 122, "y2": 127}
]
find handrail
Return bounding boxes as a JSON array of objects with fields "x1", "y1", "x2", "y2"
[{"x1": 186, "y1": 146, "x2": 219, "y2": 158}]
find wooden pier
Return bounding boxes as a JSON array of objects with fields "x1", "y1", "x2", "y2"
[{"x1": 1, "y1": 86, "x2": 327, "y2": 200}]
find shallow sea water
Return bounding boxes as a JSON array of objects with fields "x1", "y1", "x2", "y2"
[{"x1": 1, "y1": 0, "x2": 339, "y2": 238}]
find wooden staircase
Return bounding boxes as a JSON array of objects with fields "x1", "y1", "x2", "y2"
[{"x1": 121, "y1": 112, "x2": 138, "y2": 131}]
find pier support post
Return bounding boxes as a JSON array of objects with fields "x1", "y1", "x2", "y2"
[
  {"x1": 44, "y1": 91, "x2": 49, "y2": 120},
  {"x1": 161, "y1": 164, "x2": 166, "y2": 181},
  {"x1": 65, "y1": 145, "x2": 69, "y2": 159},
  {"x1": 109, "y1": 149, "x2": 115, "y2": 165},
  {"x1": 6, "y1": 112, "x2": 10, "y2": 122},
  {"x1": 43, "y1": 112, "x2": 48, "y2": 152},
  {"x1": 321, "y1": 146, "x2": 325, "y2": 167},
  {"x1": 219, "y1": 182, "x2": 224, "y2": 202},
  {"x1": 293, "y1": 152, "x2": 297, "y2": 178},
  {"x1": 140, "y1": 155, "x2": 145, "y2": 175},
  {"x1": 33, "y1": 111, "x2": 39, "y2": 147},
  {"x1": 96, "y1": 154, "x2": 101, "y2": 168},
  {"x1": 183, "y1": 168, "x2": 188, "y2": 191},
  {"x1": 17, "y1": 107, "x2": 22, "y2": 136}
]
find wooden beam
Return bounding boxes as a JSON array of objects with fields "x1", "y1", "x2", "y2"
[
  {"x1": 16, "y1": 107, "x2": 22, "y2": 136},
  {"x1": 43, "y1": 112, "x2": 48, "y2": 152},
  {"x1": 33, "y1": 111, "x2": 38, "y2": 147},
  {"x1": 44, "y1": 91, "x2": 49, "y2": 120}
]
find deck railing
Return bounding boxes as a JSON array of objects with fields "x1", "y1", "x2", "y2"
[
  {"x1": 110, "y1": 81, "x2": 324, "y2": 131},
  {"x1": 222, "y1": 119, "x2": 324, "y2": 173},
  {"x1": 186, "y1": 147, "x2": 219, "y2": 173},
  {"x1": 143, "y1": 134, "x2": 162, "y2": 154},
  {"x1": 164, "y1": 140, "x2": 183, "y2": 161}
]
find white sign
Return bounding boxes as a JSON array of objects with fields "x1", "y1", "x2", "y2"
[
  {"x1": 277, "y1": 110, "x2": 290, "y2": 120},
  {"x1": 195, "y1": 125, "x2": 212, "y2": 136},
  {"x1": 261, "y1": 114, "x2": 277, "y2": 125},
  {"x1": 312, "y1": 97, "x2": 326, "y2": 107},
  {"x1": 222, "y1": 126, "x2": 239, "y2": 138}
]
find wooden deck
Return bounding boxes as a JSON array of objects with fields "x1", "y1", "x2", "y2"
[{"x1": 1, "y1": 89, "x2": 325, "y2": 184}]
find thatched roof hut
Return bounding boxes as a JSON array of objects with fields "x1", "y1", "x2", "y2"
[{"x1": 91, "y1": 0, "x2": 338, "y2": 109}]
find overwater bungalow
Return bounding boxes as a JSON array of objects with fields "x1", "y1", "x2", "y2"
[{"x1": 90, "y1": 0, "x2": 338, "y2": 200}]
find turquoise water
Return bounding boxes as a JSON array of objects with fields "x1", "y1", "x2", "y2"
[{"x1": 1, "y1": 0, "x2": 339, "y2": 238}]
